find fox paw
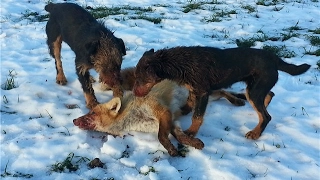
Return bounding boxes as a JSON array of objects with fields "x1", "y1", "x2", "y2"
[
  {"x1": 183, "y1": 129, "x2": 197, "y2": 138},
  {"x1": 167, "y1": 148, "x2": 179, "y2": 157},
  {"x1": 192, "y1": 138, "x2": 204, "y2": 149}
]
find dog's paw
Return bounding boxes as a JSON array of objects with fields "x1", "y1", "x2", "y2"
[
  {"x1": 245, "y1": 130, "x2": 261, "y2": 140},
  {"x1": 56, "y1": 74, "x2": 67, "y2": 85},
  {"x1": 56, "y1": 78, "x2": 67, "y2": 85}
]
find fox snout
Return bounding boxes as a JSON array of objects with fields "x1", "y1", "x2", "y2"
[{"x1": 73, "y1": 117, "x2": 96, "y2": 130}]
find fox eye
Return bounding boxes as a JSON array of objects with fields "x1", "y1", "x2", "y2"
[{"x1": 89, "y1": 111, "x2": 95, "y2": 115}]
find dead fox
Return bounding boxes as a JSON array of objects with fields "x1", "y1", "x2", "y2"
[{"x1": 73, "y1": 80, "x2": 205, "y2": 156}]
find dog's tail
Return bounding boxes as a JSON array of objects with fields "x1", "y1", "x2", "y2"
[
  {"x1": 278, "y1": 59, "x2": 311, "y2": 76},
  {"x1": 44, "y1": 3, "x2": 55, "y2": 12}
]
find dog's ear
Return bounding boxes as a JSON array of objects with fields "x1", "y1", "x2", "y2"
[
  {"x1": 143, "y1": 49, "x2": 155, "y2": 56},
  {"x1": 104, "y1": 97, "x2": 121, "y2": 115}
]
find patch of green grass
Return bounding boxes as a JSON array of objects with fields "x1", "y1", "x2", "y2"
[
  {"x1": 182, "y1": 3, "x2": 202, "y2": 13},
  {"x1": 236, "y1": 33, "x2": 271, "y2": 47},
  {"x1": 202, "y1": 6, "x2": 237, "y2": 23},
  {"x1": 49, "y1": 153, "x2": 90, "y2": 173},
  {"x1": 241, "y1": 5, "x2": 256, "y2": 13},
  {"x1": 308, "y1": 36, "x2": 320, "y2": 46},
  {"x1": 256, "y1": 0, "x2": 284, "y2": 6},
  {"x1": 215, "y1": 9, "x2": 237, "y2": 17},
  {"x1": 1, "y1": 70, "x2": 18, "y2": 90},
  {"x1": 281, "y1": 32, "x2": 299, "y2": 41},
  {"x1": 309, "y1": 28, "x2": 320, "y2": 34},
  {"x1": 20, "y1": 10, "x2": 49, "y2": 22},
  {"x1": 86, "y1": 5, "x2": 153, "y2": 19},
  {"x1": 236, "y1": 38, "x2": 256, "y2": 48},
  {"x1": 202, "y1": 15, "x2": 222, "y2": 22},
  {"x1": 182, "y1": 0, "x2": 223, "y2": 13},
  {"x1": 304, "y1": 48, "x2": 320, "y2": 56},
  {"x1": 1, "y1": 160, "x2": 33, "y2": 178},
  {"x1": 129, "y1": 15, "x2": 162, "y2": 24},
  {"x1": 263, "y1": 45, "x2": 296, "y2": 58},
  {"x1": 86, "y1": 6, "x2": 127, "y2": 19}
]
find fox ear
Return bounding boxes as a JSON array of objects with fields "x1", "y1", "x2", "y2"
[{"x1": 105, "y1": 97, "x2": 121, "y2": 114}]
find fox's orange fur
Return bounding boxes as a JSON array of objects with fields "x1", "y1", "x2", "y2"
[{"x1": 73, "y1": 80, "x2": 204, "y2": 156}]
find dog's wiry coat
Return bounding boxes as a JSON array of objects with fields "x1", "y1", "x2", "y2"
[
  {"x1": 133, "y1": 46, "x2": 310, "y2": 139},
  {"x1": 102, "y1": 66, "x2": 250, "y2": 107},
  {"x1": 73, "y1": 80, "x2": 204, "y2": 156},
  {"x1": 45, "y1": 3, "x2": 126, "y2": 109}
]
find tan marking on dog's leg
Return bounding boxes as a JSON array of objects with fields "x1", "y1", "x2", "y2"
[
  {"x1": 84, "y1": 92, "x2": 99, "y2": 109},
  {"x1": 264, "y1": 91, "x2": 275, "y2": 107},
  {"x1": 244, "y1": 91, "x2": 270, "y2": 140},
  {"x1": 53, "y1": 35, "x2": 67, "y2": 85},
  {"x1": 184, "y1": 92, "x2": 209, "y2": 137}
]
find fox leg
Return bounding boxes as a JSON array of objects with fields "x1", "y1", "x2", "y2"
[
  {"x1": 154, "y1": 105, "x2": 179, "y2": 156},
  {"x1": 171, "y1": 126, "x2": 204, "y2": 150}
]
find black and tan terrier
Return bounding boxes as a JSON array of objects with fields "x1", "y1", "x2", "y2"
[{"x1": 45, "y1": 3, "x2": 126, "y2": 109}]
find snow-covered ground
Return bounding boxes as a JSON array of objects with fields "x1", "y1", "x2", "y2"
[{"x1": 1, "y1": 0, "x2": 319, "y2": 179}]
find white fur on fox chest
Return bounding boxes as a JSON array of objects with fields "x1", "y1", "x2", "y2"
[{"x1": 123, "y1": 105, "x2": 159, "y2": 133}]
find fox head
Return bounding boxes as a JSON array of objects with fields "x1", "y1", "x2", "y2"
[{"x1": 73, "y1": 97, "x2": 122, "y2": 135}]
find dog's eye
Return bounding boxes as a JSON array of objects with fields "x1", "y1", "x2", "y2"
[{"x1": 89, "y1": 111, "x2": 96, "y2": 115}]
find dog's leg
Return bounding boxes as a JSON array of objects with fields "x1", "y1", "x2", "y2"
[
  {"x1": 184, "y1": 92, "x2": 209, "y2": 137},
  {"x1": 245, "y1": 74, "x2": 277, "y2": 139},
  {"x1": 156, "y1": 107, "x2": 179, "y2": 156},
  {"x1": 264, "y1": 91, "x2": 275, "y2": 107},
  {"x1": 211, "y1": 90, "x2": 245, "y2": 106},
  {"x1": 52, "y1": 35, "x2": 67, "y2": 85},
  {"x1": 76, "y1": 63, "x2": 98, "y2": 109},
  {"x1": 171, "y1": 126, "x2": 204, "y2": 150},
  {"x1": 46, "y1": 20, "x2": 67, "y2": 85}
]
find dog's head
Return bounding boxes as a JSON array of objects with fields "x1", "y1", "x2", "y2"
[
  {"x1": 133, "y1": 49, "x2": 163, "y2": 97},
  {"x1": 89, "y1": 37, "x2": 124, "y2": 91},
  {"x1": 73, "y1": 97, "x2": 122, "y2": 134}
]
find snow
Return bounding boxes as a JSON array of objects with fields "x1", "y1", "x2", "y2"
[{"x1": 1, "y1": 0, "x2": 319, "y2": 179}]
